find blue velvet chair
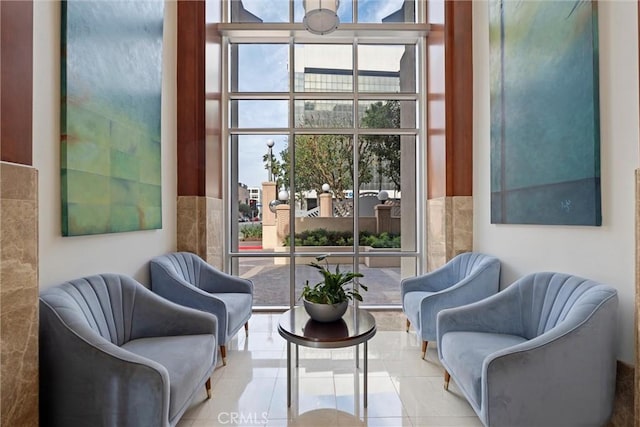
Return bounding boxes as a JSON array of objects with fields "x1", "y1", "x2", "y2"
[
  {"x1": 401, "y1": 252, "x2": 501, "y2": 358},
  {"x1": 150, "y1": 252, "x2": 254, "y2": 365},
  {"x1": 39, "y1": 274, "x2": 217, "y2": 427},
  {"x1": 437, "y1": 272, "x2": 618, "y2": 427}
]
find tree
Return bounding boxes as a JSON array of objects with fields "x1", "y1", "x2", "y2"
[
  {"x1": 267, "y1": 114, "x2": 375, "y2": 200},
  {"x1": 286, "y1": 133, "x2": 375, "y2": 200},
  {"x1": 262, "y1": 149, "x2": 289, "y2": 191},
  {"x1": 238, "y1": 202, "x2": 251, "y2": 217},
  {"x1": 360, "y1": 101, "x2": 401, "y2": 191}
]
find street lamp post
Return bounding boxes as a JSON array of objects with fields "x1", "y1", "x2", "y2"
[{"x1": 266, "y1": 139, "x2": 275, "y2": 182}]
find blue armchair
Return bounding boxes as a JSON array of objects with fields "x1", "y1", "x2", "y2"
[
  {"x1": 150, "y1": 252, "x2": 254, "y2": 365},
  {"x1": 437, "y1": 272, "x2": 618, "y2": 427},
  {"x1": 401, "y1": 252, "x2": 501, "y2": 358},
  {"x1": 39, "y1": 274, "x2": 217, "y2": 427}
]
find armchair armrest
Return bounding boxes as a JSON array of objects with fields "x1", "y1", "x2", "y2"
[
  {"x1": 130, "y1": 283, "x2": 218, "y2": 340},
  {"x1": 199, "y1": 263, "x2": 254, "y2": 294},
  {"x1": 420, "y1": 264, "x2": 500, "y2": 336},
  {"x1": 401, "y1": 264, "x2": 452, "y2": 297},
  {"x1": 40, "y1": 300, "x2": 171, "y2": 427}
]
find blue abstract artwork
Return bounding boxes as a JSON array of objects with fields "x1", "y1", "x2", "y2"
[
  {"x1": 490, "y1": 0, "x2": 601, "y2": 225},
  {"x1": 61, "y1": 0, "x2": 164, "y2": 236}
]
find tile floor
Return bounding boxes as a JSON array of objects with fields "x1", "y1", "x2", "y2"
[{"x1": 179, "y1": 311, "x2": 482, "y2": 427}]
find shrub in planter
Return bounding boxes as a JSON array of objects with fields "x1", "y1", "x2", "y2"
[
  {"x1": 240, "y1": 224, "x2": 262, "y2": 241},
  {"x1": 283, "y1": 228, "x2": 399, "y2": 248}
]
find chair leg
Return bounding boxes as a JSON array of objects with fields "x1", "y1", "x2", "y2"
[
  {"x1": 405, "y1": 318, "x2": 410, "y2": 332},
  {"x1": 205, "y1": 378, "x2": 212, "y2": 399},
  {"x1": 220, "y1": 345, "x2": 227, "y2": 366},
  {"x1": 244, "y1": 322, "x2": 249, "y2": 337},
  {"x1": 421, "y1": 341, "x2": 428, "y2": 359},
  {"x1": 444, "y1": 370, "x2": 451, "y2": 391}
]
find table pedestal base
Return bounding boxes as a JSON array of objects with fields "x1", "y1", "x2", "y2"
[{"x1": 285, "y1": 341, "x2": 369, "y2": 408}]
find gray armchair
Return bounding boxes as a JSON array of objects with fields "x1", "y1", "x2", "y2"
[
  {"x1": 401, "y1": 252, "x2": 501, "y2": 358},
  {"x1": 150, "y1": 252, "x2": 253, "y2": 365},
  {"x1": 39, "y1": 274, "x2": 217, "y2": 427},
  {"x1": 437, "y1": 272, "x2": 618, "y2": 427}
]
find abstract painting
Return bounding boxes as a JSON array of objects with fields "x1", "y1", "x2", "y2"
[
  {"x1": 61, "y1": 0, "x2": 164, "y2": 236},
  {"x1": 490, "y1": 0, "x2": 601, "y2": 225}
]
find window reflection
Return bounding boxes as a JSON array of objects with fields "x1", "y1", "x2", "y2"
[
  {"x1": 294, "y1": 45, "x2": 353, "y2": 93},
  {"x1": 295, "y1": 101, "x2": 353, "y2": 128},
  {"x1": 358, "y1": 45, "x2": 416, "y2": 93}
]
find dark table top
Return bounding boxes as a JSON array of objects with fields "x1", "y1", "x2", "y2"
[{"x1": 278, "y1": 306, "x2": 376, "y2": 349}]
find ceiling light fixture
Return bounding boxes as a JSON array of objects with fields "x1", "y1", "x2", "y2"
[{"x1": 303, "y1": 0, "x2": 340, "y2": 35}]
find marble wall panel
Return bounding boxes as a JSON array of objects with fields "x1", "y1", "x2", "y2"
[
  {"x1": 427, "y1": 197, "x2": 446, "y2": 271},
  {"x1": 587, "y1": 169, "x2": 638, "y2": 426},
  {"x1": 452, "y1": 196, "x2": 473, "y2": 257},
  {"x1": 177, "y1": 195, "x2": 202, "y2": 256},
  {"x1": 427, "y1": 196, "x2": 473, "y2": 271},
  {"x1": 177, "y1": 195, "x2": 224, "y2": 269},
  {"x1": 607, "y1": 361, "x2": 636, "y2": 427},
  {"x1": 206, "y1": 197, "x2": 223, "y2": 270},
  {"x1": 0, "y1": 162, "x2": 38, "y2": 426}
]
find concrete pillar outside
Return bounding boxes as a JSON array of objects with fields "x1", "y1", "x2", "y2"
[
  {"x1": 261, "y1": 182, "x2": 277, "y2": 249},
  {"x1": 319, "y1": 193, "x2": 333, "y2": 217},
  {"x1": 261, "y1": 182, "x2": 277, "y2": 225},
  {"x1": 275, "y1": 204, "x2": 291, "y2": 247},
  {"x1": 375, "y1": 204, "x2": 392, "y2": 234}
]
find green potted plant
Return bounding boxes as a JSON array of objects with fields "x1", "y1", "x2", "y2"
[{"x1": 300, "y1": 255, "x2": 367, "y2": 322}]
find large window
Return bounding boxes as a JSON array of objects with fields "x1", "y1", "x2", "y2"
[{"x1": 221, "y1": 0, "x2": 426, "y2": 308}]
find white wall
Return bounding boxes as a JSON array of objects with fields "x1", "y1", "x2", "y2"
[
  {"x1": 473, "y1": 0, "x2": 639, "y2": 364},
  {"x1": 33, "y1": 1, "x2": 177, "y2": 288}
]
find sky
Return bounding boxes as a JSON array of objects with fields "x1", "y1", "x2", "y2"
[
  {"x1": 237, "y1": 0, "x2": 405, "y2": 24},
  {"x1": 232, "y1": 0, "x2": 407, "y2": 189}
]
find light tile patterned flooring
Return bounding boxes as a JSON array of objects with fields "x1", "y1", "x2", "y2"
[{"x1": 179, "y1": 312, "x2": 482, "y2": 427}]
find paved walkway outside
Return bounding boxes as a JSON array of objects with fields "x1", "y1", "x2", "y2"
[{"x1": 238, "y1": 257, "x2": 403, "y2": 306}]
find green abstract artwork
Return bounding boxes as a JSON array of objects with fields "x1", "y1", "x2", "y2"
[
  {"x1": 489, "y1": 0, "x2": 601, "y2": 225},
  {"x1": 61, "y1": 0, "x2": 164, "y2": 236}
]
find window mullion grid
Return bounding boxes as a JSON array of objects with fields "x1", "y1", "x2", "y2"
[
  {"x1": 225, "y1": 30, "x2": 423, "y2": 306},
  {"x1": 228, "y1": 92, "x2": 418, "y2": 101},
  {"x1": 222, "y1": 35, "x2": 232, "y2": 273},
  {"x1": 353, "y1": 0, "x2": 358, "y2": 23},
  {"x1": 352, "y1": 37, "x2": 361, "y2": 304},
  {"x1": 227, "y1": 128, "x2": 289, "y2": 135},
  {"x1": 289, "y1": 128, "x2": 418, "y2": 135},
  {"x1": 416, "y1": 0, "x2": 422, "y2": 24},
  {"x1": 288, "y1": 37, "x2": 296, "y2": 308},
  {"x1": 289, "y1": 0, "x2": 294, "y2": 23},
  {"x1": 418, "y1": 36, "x2": 427, "y2": 275},
  {"x1": 222, "y1": 0, "x2": 229, "y2": 24},
  {"x1": 221, "y1": 25, "x2": 429, "y2": 42},
  {"x1": 228, "y1": 93, "x2": 290, "y2": 100}
]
